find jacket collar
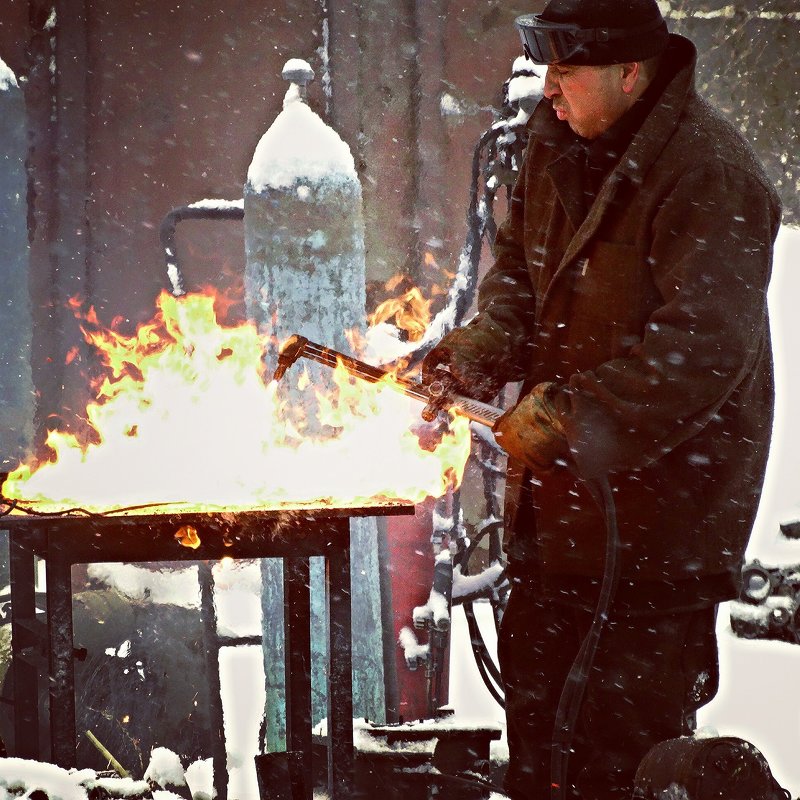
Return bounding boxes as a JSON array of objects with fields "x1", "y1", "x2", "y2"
[
  {"x1": 530, "y1": 35, "x2": 698, "y2": 307},
  {"x1": 616, "y1": 35, "x2": 697, "y2": 185}
]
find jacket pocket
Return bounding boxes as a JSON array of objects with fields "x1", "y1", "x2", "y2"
[{"x1": 570, "y1": 240, "x2": 650, "y2": 357}]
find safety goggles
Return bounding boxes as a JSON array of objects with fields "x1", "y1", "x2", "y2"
[{"x1": 515, "y1": 13, "x2": 664, "y2": 65}]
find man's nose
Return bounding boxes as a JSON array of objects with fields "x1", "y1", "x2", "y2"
[{"x1": 543, "y1": 67, "x2": 560, "y2": 98}]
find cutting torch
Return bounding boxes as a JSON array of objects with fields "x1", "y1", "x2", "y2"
[{"x1": 273, "y1": 334, "x2": 502, "y2": 428}]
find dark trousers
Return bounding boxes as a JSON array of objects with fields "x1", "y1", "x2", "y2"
[{"x1": 497, "y1": 579, "x2": 719, "y2": 800}]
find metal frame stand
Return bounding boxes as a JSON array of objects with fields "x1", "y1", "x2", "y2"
[{"x1": 4, "y1": 505, "x2": 410, "y2": 800}]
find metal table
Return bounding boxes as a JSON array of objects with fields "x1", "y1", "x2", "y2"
[{"x1": 4, "y1": 503, "x2": 412, "y2": 799}]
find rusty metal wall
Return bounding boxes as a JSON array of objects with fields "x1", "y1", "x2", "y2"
[{"x1": 328, "y1": 0, "x2": 538, "y2": 298}]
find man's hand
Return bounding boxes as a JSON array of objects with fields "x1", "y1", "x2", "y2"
[
  {"x1": 494, "y1": 382, "x2": 569, "y2": 472},
  {"x1": 422, "y1": 327, "x2": 502, "y2": 402}
]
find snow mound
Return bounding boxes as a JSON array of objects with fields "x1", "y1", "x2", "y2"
[
  {"x1": 0, "y1": 759, "x2": 86, "y2": 800},
  {"x1": 246, "y1": 89, "x2": 356, "y2": 193},
  {"x1": 144, "y1": 748, "x2": 186, "y2": 788},
  {"x1": 0, "y1": 58, "x2": 18, "y2": 92}
]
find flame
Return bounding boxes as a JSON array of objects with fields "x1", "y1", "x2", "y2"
[
  {"x1": 2, "y1": 289, "x2": 471, "y2": 515},
  {"x1": 365, "y1": 253, "x2": 456, "y2": 345},
  {"x1": 367, "y1": 266, "x2": 438, "y2": 343},
  {"x1": 369, "y1": 287, "x2": 432, "y2": 342}
]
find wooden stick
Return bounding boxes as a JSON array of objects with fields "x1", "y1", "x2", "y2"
[{"x1": 85, "y1": 729, "x2": 130, "y2": 778}]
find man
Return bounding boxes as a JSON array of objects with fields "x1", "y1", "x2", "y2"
[{"x1": 423, "y1": 1, "x2": 782, "y2": 798}]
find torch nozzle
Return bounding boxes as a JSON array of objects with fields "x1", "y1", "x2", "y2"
[{"x1": 273, "y1": 335, "x2": 309, "y2": 382}]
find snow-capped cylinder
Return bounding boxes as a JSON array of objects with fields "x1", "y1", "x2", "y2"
[
  {"x1": 244, "y1": 57, "x2": 366, "y2": 364},
  {"x1": 0, "y1": 57, "x2": 34, "y2": 470},
  {"x1": 244, "y1": 59, "x2": 384, "y2": 752}
]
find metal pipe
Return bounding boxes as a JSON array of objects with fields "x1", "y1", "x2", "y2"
[{"x1": 159, "y1": 202, "x2": 244, "y2": 296}]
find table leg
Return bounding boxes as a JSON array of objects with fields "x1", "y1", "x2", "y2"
[
  {"x1": 198, "y1": 561, "x2": 227, "y2": 800},
  {"x1": 325, "y1": 526, "x2": 353, "y2": 800},
  {"x1": 9, "y1": 533, "x2": 40, "y2": 759},
  {"x1": 284, "y1": 557, "x2": 312, "y2": 799},
  {"x1": 46, "y1": 540, "x2": 76, "y2": 767}
]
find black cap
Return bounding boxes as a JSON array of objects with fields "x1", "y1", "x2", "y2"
[{"x1": 537, "y1": 0, "x2": 669, "y2": 65}]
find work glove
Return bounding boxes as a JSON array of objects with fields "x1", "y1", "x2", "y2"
[
  {"x1": 422, "y1": 325, "x2": 504, "y2": 403},
  {"x1": 494, "y1": 382, "x2": 569, "y2": 473}
]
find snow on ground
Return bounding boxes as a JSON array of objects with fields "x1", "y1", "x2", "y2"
[
  {"x1": 0, "y1": 759, "x2": 88, "y2": 800},
  {"x1": 695, "y1": 223, "x2": 800, "y2": 797}
]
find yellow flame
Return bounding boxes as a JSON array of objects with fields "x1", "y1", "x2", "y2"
[{"x1": 2, "y1": 289, "x2": 471, "y2": 515}]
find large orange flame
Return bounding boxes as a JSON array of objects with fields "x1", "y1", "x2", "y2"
[{"x1": 2, "y1": 289, "x2": 471, "y2": 515}]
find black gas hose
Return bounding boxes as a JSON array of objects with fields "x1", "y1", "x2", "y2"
[{"x1": 550, "y1": 476, "x2": 621, "y2": 800}]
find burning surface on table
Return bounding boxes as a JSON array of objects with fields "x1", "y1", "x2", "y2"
[{"x1": 1, "y1": 289, "x2": 471, "y2": 518}]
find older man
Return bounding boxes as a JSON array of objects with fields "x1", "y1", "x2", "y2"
[{"x1": 424, "y1": 0, "x2": 782, "y2": 797}]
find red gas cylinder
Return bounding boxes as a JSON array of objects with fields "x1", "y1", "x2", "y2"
[{"x1": 384, "y1": 498, "x2": 450, "y2": 722}]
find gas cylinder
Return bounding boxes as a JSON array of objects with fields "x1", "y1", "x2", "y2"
[{"x1": 243, "y1": 60, "x2": 385, "y2": 751}]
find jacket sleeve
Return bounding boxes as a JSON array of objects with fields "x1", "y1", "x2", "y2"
[
  {"x1": 448, "y1": 151, "x2": 540, "y2": 385},
  {"x1": 557, "y1": 162, "x2": 781, "y2": 479}
]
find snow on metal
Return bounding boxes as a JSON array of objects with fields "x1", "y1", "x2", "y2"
[
  {"x1": 398, "y1": 625, "x2": 431, "y2": 670},
  {"x1": 0, "y1": 56, "x2": 18, "y2": 91},
  {"x1": 452, "y1": 563, "x2": 506, "y2": 603},
  {"x1": 246, "y1": 68, "x2": 356, "y2": 194}
]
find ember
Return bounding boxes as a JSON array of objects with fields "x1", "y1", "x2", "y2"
[
  {"x1": 1, "y1": 288, "x2": 471, "y2": 515},
  {"x1": 175, "y1": 524, "x2": 201, "y2": 548}
]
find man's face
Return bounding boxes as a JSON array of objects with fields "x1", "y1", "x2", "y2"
[{"x1": 544, "y1": 63, "x2": 634, "y2": 140}]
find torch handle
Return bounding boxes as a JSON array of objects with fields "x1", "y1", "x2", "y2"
[{"x1": 446, "y1": 394, "x2": 503, "y2": 428}]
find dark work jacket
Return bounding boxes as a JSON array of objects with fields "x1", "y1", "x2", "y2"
[{"x1": 461, "y1": 36, "x2": 782, "y2": 599}]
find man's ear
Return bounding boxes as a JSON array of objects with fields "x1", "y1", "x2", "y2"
[{"x1": 620, "y1": 62, "x2": 641, "y2": 94}]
